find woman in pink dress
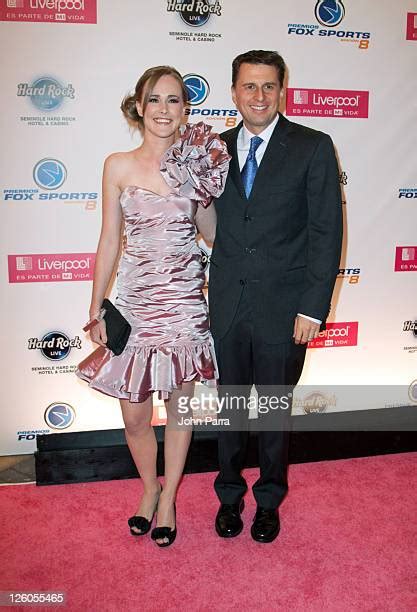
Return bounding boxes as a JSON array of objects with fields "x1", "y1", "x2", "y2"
[{"x1": 76, "y1": 65, "x2": 230, "y2": 546}]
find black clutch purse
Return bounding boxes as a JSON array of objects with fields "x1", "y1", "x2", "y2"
[{"x1": 101, "y1": 298, "x2": 131, "y2": 355}]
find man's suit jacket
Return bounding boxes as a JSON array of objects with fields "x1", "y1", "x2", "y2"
[{"x1": 208, "y1": 113, "x2": 343, "y2": 344}]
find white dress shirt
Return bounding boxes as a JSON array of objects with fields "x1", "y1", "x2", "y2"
[
  {"x1": 237, "y1": 114, "x2": 321, "y2": 326},
  {"x1": 237, "y1": 114, "x2": 280, "y2": 171}
]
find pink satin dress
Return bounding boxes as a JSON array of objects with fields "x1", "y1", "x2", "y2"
[
  {"x1": 76, "y1": 186, "x2": 217, "y2": 403},
  {"x1": 76, "y1": 122, "x2": 230, "y2": 403}
]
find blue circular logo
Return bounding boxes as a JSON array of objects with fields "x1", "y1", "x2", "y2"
[
  {"x1": 183, "y1": 74, "x2": 210, "y2": 106},
  {"x1": 44, "y1": 403, "x2": 75, "y2": 430},
  {"x1": 315, "y1": 0, "x2": 345, "y2": 27},
  {"x1": 40, "y1": 332, "x2": 72, "y2": 361},
  {"x1": 180, "y1": 0, "x2": 210, "y2": 27},
  {"x1": 33, "y1": 158, "x2": 67, "y2": 190},
  {"x1": 30, "y1": 77, "x2": 65, "y2": 111}
]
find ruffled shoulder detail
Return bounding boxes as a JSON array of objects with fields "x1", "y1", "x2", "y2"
[{"x1": 160, "y1": 121, "x2": 231, "y2": 207}]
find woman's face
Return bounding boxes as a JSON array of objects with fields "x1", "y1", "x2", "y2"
[{"x1": 136, "y1": 74, "x2": 185, "y2": 140}]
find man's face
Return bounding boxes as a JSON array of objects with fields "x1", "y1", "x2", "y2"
[{"x1": 231, "y1": 62, "x2": 282, "y2": 135}]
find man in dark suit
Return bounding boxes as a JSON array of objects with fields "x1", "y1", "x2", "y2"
[{"x1": 208, "y1": 50, "x2": 343, "y2": 542}]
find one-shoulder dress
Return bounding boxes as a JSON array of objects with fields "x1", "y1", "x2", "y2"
[{"x1": 76, "y1": 122, "x2": 230, "y2": 403}]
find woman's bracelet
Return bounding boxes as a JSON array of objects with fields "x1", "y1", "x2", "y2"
[{"x1": 83, "y1": 307, "x2": 106, "y2": 332}]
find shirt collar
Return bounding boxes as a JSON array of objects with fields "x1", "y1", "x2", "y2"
[{"x1": 239, "y1": 113, "x2": 280, "y2": 150}]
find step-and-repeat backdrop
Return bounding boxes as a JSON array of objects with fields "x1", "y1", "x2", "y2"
[{"x1": 1, "y1": 0, "x2": 416, "y2": 454}]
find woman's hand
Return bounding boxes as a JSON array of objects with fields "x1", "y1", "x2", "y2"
[{"x1": 90, "y1": 319, "x2": 108, "y2": 347}]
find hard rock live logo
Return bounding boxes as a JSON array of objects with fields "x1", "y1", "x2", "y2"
[
  {"x1": 16, "y1": 75, "x2": 77, "y2": 127},
  {"x1": 167, "y1": 0, "x2": 222, "y2": 43},
  {"x1": 167, "y1": 0, "x2": 222, "y2": 23},
  {"x1": 0, "y1": 0, "x2": 97, "y2": 23}
]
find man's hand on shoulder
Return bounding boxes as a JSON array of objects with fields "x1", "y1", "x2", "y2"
[{"x1": 293, "y1": 315, "x2": 320, "y2": 345}]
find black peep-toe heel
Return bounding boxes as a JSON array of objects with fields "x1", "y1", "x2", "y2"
[
  {"x1": 151, "y1": 503, "x2": 177, "y2": 547},
  {"x1": 128, "y1": 483, "x2": 162, "y2": 536}
]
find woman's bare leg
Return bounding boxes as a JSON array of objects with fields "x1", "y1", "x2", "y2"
[
  {"x1": 120, "y1": 396, "x2": 160, "y2": 533},
  {"x1": 154, "y1": 382, "x2": 194, "y2": 544}
]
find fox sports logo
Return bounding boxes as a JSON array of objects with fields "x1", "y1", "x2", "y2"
[
  {"x1": 315, "y1": 0, "x2": 345, "y2": 27},
  {"x1": 183, "y1": 74, "x2": 210, "y2": 105},
  {"x1": 44, "y1": 403, "x2": 75, "y2": 430},
  {"x1": 33, "y1": 159, "x2": 67, "y2": 190}
]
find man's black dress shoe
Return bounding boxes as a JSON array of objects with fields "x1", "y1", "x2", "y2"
[
  {"x1": 215, "y1": 500, "x2": 244, "y2": 537},
  {"x1": 251, "y1": 507, "x2": 280, "y2": 543}
]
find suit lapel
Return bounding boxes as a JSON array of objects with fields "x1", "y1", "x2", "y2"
[{"x1": 224, "y1": 122, "x2": 247, "y2": 200}]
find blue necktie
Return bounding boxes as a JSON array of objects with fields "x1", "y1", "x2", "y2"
[{"x1": 241, "y1": 135, "x2": 263, "y2": 198}]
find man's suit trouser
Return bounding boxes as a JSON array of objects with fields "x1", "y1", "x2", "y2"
[{"x1": 213, "y1": 287, "x2": 307, "y2": 509}]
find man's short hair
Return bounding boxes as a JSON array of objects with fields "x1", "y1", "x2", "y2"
[{"x1": 232, "y1": 50, "x2": 286, "y2": 88}]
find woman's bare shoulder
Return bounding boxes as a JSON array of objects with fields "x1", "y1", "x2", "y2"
[
  {"x1": 104, "y1": 149, "x2": 138, "y2": 168},
  {"x1": 103, "y1": 149, "x2": 139, "y2": 180}
]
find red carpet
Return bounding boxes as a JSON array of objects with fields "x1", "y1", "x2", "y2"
[{"x1": 1, "y1": 453, "x2": 416, "y2": 611}]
